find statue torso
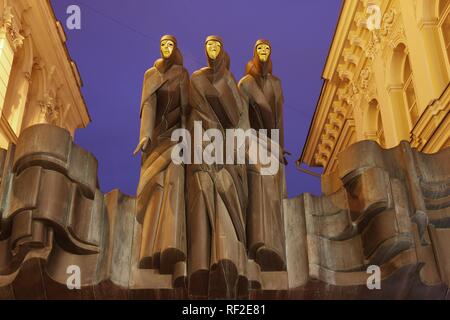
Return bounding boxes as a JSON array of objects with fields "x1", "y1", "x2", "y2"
[
  {"x1": 239, "y1": 73, "x2": 282, "y2": 131},
  {"x1": 147, "y1": 64, "x2": 188, "y2": 143},
  {"x1": 190, "y1": 67, "x2": 244, "y2": 132}
]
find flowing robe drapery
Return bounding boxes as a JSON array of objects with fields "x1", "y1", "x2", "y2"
[
  {"x1": 187, "y1": 48, "x2": 251, "y2": 298},
  {"x1": 136, "y1": 59, "x2": 189, "y2": 275},
  {"x1": 238, "y1": 45, "x2": 287, "y2": 271}
]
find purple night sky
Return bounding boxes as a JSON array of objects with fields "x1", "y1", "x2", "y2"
[{"x1": 50, "y1": 0, "x2": 342, "y2": 197}]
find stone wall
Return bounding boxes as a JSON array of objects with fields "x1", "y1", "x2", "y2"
[{"x1": 0, "y1": 124, "x2": 449, "y2": 299}]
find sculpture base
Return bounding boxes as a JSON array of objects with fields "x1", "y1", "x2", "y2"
[{"x1": 0, "y1": 126, "x2": 449, "y2": 300}]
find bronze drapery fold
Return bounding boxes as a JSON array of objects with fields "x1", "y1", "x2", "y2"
[
  {"x1": 238, "y1": 39, "x2": 287, "y2": 271},
  {"x1": 186, "y1": 36, "x2": 251, "y2": 299},
  {"x1": 135, "y1": 35, "x2": 188, "y2": 275}
]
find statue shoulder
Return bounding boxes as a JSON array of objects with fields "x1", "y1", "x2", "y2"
[
  {"x1": 144, "y1": 67, "x2": 158, "y2": 80},
  {"x1": 269, "y1": 74, "x2": 282, "y2": 87},
  {"x1": 192, "y1": 68, "x2": 209, "y2": 77},
  {"x1": 238, "y1": 74, "x2": 258, "y2": 93},
  {"x1": 239, "y1": 74, "x2": 256, "y2": 87},
  {"x1": 191, "y1": 68, "x2": 209, "y2": 84}
]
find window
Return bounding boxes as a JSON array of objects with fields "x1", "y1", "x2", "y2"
[
  {"x1": 403, "y1": 58, "x2": 419, "y2": 127},
  {"x1": 365, "y1": 99, "x2": 386, "y2": 147},
  {"x1": 390, "y1": 43, "x2": 419, "y2": 133},
  {"x1": 440, "y1": 1, "x2": 450, "y2": 66}
]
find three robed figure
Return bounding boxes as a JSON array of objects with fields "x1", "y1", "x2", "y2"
[{"x1": 135, "y1": 36, "x2": 287, "y2": 299}]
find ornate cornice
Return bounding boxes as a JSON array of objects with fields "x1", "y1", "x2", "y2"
[{"x1": 303, "y1": 1, "x2": 407, "y2": 168}]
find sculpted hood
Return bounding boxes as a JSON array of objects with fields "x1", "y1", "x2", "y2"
[{"x1": 245, "y1": 39, "x2": 272, "y2": 78}]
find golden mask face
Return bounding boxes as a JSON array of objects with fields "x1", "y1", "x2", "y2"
[
  {"x1": 206, "y1": 40, "x2": 222, "y2": 60},
  {"x1": 256, "y1": 44, "x2": 271, "y2": 62},
  {"x1": 160, "y1": 40, "x2": 175, "y2": 59}
]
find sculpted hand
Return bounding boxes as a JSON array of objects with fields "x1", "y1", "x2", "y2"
[
  {"x1": 283, "y1": 150, "x2": 292, "y2": 165},
  {"x1": 133, "y1": 137, "x2": 151, "y2": 156}
]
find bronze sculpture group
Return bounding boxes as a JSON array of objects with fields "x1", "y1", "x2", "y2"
[{"x1": 134, "y1": 35, "x2": 287, "y2": 298}]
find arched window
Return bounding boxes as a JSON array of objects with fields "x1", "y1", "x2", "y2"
[
  {"x1": 439, "y1": 1, "x2": 450, "y2": 64},
  {"x1": 403, "y1": 58, "x2": 419, "y2": 127},
  {"x1": 389, "y1": 43, "x2": 419, "y2": 134},
  {"x1": 364, "y1": 99, "x2": 386, "y2": 147}
]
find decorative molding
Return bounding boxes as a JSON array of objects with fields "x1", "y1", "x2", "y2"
[
  {"x1": 0, "y1": 6, "x2": 24, "y2": 51},
  {"x1": 38, "y1": 92, "x2": 62, "y2": 126},
  {"x1": 411, "y1": 85, "x2": 450, "y2": 152},
  {"x1": 302, "y1": 0, "x2": 447, "y2": 171},
  {"x1": 380, "y1": 8, "x2": 397, "y2": 37}
]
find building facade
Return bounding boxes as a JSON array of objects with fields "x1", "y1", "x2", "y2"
[
  {"x1": 0, "y1": 0, "x2": 89, "y2": 148},
  {"x1": 301, "y1": 0, "x2": 450, "y2": 174}
]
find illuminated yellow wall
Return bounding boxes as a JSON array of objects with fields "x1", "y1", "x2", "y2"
[
  {"x1": 0, "y1": 0, "x2": 89, "y2": 149},
  {"x1": 301, "y1": 0, "x2": 450, "y2": 174}
]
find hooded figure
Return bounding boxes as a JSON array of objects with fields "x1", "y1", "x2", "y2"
[
  {"x1": 186, "y1": 36, "x2": 252, "y2": 299},
  {"x1": 238, "y1": 39, "x2": 287, "y2": 272},
  {"x1": 134, "y1": 35, "x2": 188, "y2": 277}
]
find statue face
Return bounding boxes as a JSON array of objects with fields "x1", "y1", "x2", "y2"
[
  {"x1": 160, "y1": 40, "x2": 175, "y2": 59},
  {"x1": 256, "y1": 44, "x2": 271, "y2": 62},
  {"x1": 206, "y1": 40, "x2": 222, "y2": 60}
]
